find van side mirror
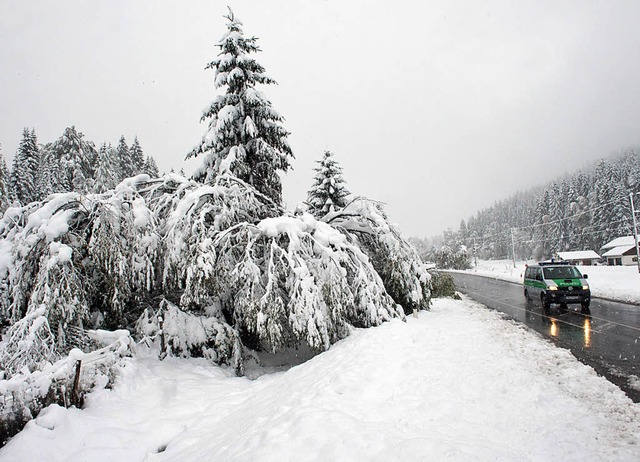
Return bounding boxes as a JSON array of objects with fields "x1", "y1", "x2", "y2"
[{"x1": 583, "y1": 274, "x2": 588, "y2": 279}]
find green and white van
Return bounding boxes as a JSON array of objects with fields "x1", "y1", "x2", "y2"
[{"x1": 523, "y1": 261, "x2": 591, "y2": 313}]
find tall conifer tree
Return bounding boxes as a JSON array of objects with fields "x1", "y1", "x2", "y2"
[
  {"x1": 94, "y1": 143, "x2": 119, "y2": 192},
  {"x1": 187, "y1": 8, "x2": 293, "y2": 204},
  {"x1": 130, "y1": 136, "x2": 145, "y2": 176},
  {"x1": 116, "y1": 136, "x2": 131, "y2": 181},
  {"x1": 9, "y1": 128, "x2": 40, "y2": 205},
  {"x1": 43, "y1": 126, "x2": 97, "y2": 193},
  {"x1": 143, "y1": 155, "x2": 160, "y2": 178},
  {"x1": 0, "y1": 144, "x2": 9, "y2": 212}
]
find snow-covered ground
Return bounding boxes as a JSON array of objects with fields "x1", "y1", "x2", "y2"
[
  {"x1": 2, "y1": 297, "x2": 639, "y2": 461},
  {"x1": 458, "y1": 259, "x2": 640, "y2": 304}
]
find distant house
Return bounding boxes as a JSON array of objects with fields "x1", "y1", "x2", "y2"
[
  {"x1": 600, "y1": 236, "x2": 639, "y2": 266},
  {"x1": 600, "y1": 236, "x2": 636, "y2": 253},
  {"x1": 555, "y1": 250, "x2": 601, "y2": 266},
  {"x1": 602, "y1": 245, "x2": 638, "y2": 266}
]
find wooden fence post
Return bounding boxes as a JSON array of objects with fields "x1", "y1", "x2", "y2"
[
  {"x1": 71, "y1": 360, "x2": 82, "y2": 407},
  {"x1": 159, "y1": 315, "x2": 166, "y2": 360}
]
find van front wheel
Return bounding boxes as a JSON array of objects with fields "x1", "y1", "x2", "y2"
[
  {"x1": 541, "y1": 294, "x2": 551, "y2": 313},
  {"x1": 581, "y1": 301, "x2": 591, "y2": 315}
]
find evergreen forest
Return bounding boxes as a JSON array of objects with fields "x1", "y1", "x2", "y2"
[{"x1": 413, "y1": 149, "x2": 640, "y2": 267}]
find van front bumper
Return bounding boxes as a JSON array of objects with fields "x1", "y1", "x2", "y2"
[{"x1": 545, "y1": 289, "x2": 590, "y2": 305}]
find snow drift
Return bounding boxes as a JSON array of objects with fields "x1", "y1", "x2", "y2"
[{"x1": 2, "y1": 298, "x2": 638, "y2": 461}]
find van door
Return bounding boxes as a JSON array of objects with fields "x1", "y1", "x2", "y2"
[{"x1": 534, "y1": 267, "x2": 544, "y2": 298}]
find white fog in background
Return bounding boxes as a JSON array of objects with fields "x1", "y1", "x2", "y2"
[{"x1": 1, "y1": 0, "x2": 639, "y2": 236}]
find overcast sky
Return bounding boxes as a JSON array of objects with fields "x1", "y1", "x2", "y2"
[{"x1": 1, "y1": 0, "x2": 639, "y2": 236}]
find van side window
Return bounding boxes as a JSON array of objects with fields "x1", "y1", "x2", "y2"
[
  {"x1": 525, "y1": 267, "x2": 532, "y2": 279},
  {"x1": 535, "y1": 268, "x2": 543, "y2": 281}
]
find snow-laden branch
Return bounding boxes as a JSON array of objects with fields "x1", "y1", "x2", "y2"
[
  {"x1": 0, "y1": 173, "x2": 429, "y2": 379},
  {"x1": 327, "y1": 198, "x2": 432, "y2": 314}
]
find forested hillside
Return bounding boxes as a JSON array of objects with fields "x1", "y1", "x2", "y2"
[
  {"x1": 0, "y1": 128, "x2": 159, "y2": 210},
  {"x1": 414, "y1": 148, "x2": 640, "y2": 265}
]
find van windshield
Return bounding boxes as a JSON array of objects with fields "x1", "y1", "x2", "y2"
[{"x1": 543, "y1": 266, "x2": 581, "y2": 279}]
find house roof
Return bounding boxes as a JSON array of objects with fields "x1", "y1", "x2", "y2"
[
  {"x1": 556, "y1": 250, "x2": 601, "y2": 260},
  {"x1": 601, "y1": 236, "x2": 636, "y2": 251},
  {"x1": 602, "y1": 245, "x2": 636, "y2": 257}
]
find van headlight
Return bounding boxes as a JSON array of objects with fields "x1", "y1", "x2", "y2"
[
  {"x1": 582, "y1": 285, "x2": 589, "y2": 290},
  {"x1": 548, "y1": 286, "x2": 558, "y2": 291}
]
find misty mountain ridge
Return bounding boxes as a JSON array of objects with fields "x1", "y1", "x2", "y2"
[{"x1": 414, "y1": 147, "x2": 640, "y2": 265}]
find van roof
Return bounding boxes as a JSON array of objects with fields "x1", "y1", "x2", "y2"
[{"x1": 538, "y1": 261, "x2": 571, "y2": 266}]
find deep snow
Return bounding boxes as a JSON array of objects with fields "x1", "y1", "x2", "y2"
[
  {"x1": 1, "y1": 297, "x2": 639, "y2": 461},
  {"x1": 458, "y1": 259, "x2": 640, "y2": 304}
]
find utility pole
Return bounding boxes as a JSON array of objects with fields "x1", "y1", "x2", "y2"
[
  {"x1": 630, "y1": 193, "x2": 640, "y2": 274},
  {"x1": 511, "y1": 227, "x2": 516, "y2": 268},
  {"x1": 473, "y1": 237, "x2": 478, "y2": 267}
]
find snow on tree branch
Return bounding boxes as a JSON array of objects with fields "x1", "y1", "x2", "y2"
[
  {"x1": 136, "y1": 299, "x2": 243, "y2": 375},
  {"x1": 187, "y1": 9, "x2": 293, "y2": 204},
  {"x1": 326, "y1": 198, "x2": 432, "y2": 314},
  {"x1": 0, "y1": 173, "x2": 427, "y2": 378}
]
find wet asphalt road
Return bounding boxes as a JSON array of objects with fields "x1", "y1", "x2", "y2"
[{"x1": 449, "y1": 272, "x2": 640, "y2": 403}]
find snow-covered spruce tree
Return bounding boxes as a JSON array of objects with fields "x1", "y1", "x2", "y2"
[
  {"x1": 130, "y1": 136, "x2": 145, "y2": 176},
  {"x1": 43, "y1": 126, "x2": 97, "y2": 194},
  {"x1": 9, "y1": 128, "x2": 40, "y2": 205},
  {"x1": 610, "y1": 181, "x2": 633, "y2": 239},
  {"x1": 35, "y1": 147, "x2": 56, "y2": 201},
  {"x1": 0, "y1": 145, "x2": 9, "y2": 212},
  {"x1": 186, "y1": 8, "x2": 293, "y2": 205},
  {"x1": 307, "y1": 150, "x2": 350, "y2": 218},
  {"x1": 116, "y1": 136, "x2": 130, "y2": 181},
  {"x1": 143, "y1": 155, "x2": 160, "y2": 178},
  {"x1": 94, "y1": 143, "x2": 119, "y2": 193}
]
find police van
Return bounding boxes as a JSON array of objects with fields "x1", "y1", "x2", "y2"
[{"x1": 523, "y1": 261, "x2": 591, "y2": 313}]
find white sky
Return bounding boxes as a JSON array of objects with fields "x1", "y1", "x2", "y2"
[{"x1": 1, "y1": 0, "x2": 639, "y2": 236}]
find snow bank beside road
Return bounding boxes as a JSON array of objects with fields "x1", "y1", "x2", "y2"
[
  {"x1": 2, "y1": 298, "x2": 639, "y2": 461},
  {"x1": 458, "y1": 259, "x2": 640, "y2": 304}
]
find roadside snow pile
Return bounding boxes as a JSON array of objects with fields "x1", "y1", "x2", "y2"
[
  {"x1": 2, "y1": 297, "x2": 638, "y2": 461},
  {"x1": 458, "y1": 259, "x2": 640, "y2": 304}
]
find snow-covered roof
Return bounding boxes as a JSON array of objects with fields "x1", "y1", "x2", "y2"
[
  {"x1": 556, "y1": 250, "x2": 601, "y2": 261},
  {"x1": 602, "y1": 245, "x2": 636, "y2": 257},
  {"x1": 601, "y1": 236, "x2": 635, "y2": 251}
]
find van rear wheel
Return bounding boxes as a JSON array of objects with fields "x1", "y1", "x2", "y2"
[{"x1": 524, "y1": 290, "x2": 533, "y2": 306}]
